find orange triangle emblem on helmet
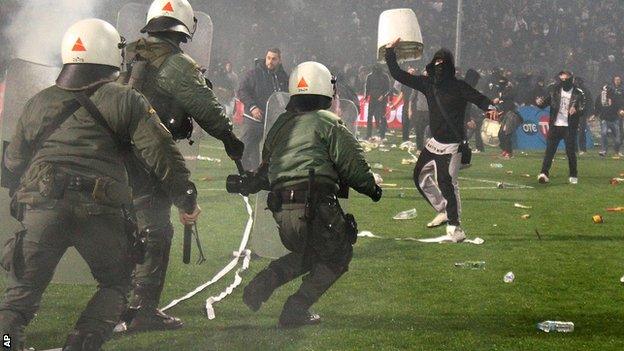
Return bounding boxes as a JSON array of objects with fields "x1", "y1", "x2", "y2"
[
  {"x1": 297, "y1": 77, "x2": 309, "y2": 89},
  {"x1": 72, "y1": 38, "x2": 86, "y2": 52},
  {"x1": 162, "y1": 2, "x2": 174, "y2": 12}
]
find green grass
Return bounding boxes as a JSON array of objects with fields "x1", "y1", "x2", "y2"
[{"x1": 6, "y1": 133, "x2": 624, "y2": 350}]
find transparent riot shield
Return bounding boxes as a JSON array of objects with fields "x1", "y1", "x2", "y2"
[
  {"x1": 116, "y1": 3, "x2": 148, "y2": 44},
  {"x1": 334, "y1": 98, "x2": 359, "y2": 136},
  {"x1": 250, "y1": 95, "x2": 360, "y2": 259},
  {"x1": 249, "y1": 92, "x2": 290, "y2": 259},
  {"x1": 182, "y1": 11, "x2": 213, "y2": 69},
  {"x1": 0, "y1": 59, "x2": 94, "y2": 284}
]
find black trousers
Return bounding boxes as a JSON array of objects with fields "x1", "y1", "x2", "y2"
[
  {"x1": 540, "y1": 126, "x2": 578, "y2": 177},
  {"x1": 499, "y1": 128, "x2": 513, "y2": 154},
  {"x1": 367, "y1": 99, "x2": 387, "y2": 139}
]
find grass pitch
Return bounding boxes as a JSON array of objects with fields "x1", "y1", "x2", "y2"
[{"x1": 5, "y1": 134, "x2": 624, "y2": 350}]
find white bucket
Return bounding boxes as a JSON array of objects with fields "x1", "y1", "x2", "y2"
[{"x1": 377, "y1": 8, "x2": 424, "y2": 63}]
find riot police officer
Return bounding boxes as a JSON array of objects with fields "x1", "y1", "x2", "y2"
[
  {"x1": 119, "y1": 0, "x2": 244, "y2": 332},
  {"x1": 0, "y1": 19, "x2": 199, "y2": 350},
  {"x1": 236, "y1": 62, "x2": 382, "y2": 328}
]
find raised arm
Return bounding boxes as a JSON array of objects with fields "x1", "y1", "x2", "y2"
[{"x1": 384, "y1": 46, "x2": 427, "y2": 93}]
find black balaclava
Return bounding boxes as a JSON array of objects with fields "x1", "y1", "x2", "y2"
[
  {"x1": 426, "y1": 48, "x2": 456, "y2": 84},
  {"x1": 560, "y1": 77, "x2": 573, "y2": 91}
]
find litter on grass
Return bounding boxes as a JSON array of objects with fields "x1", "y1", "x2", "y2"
[
  {"x1": 393, "y1": 208, "x2": 417, "y2": 220},
  {"x1": 514, "y1": 203, "x2": 533, "y2": 209}
]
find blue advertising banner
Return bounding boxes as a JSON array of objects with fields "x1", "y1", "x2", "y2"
[{"x1": 515, "y1": 106, "x2": 593, "y2": 150}]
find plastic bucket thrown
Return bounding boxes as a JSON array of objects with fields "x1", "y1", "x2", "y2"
[{"x1": 377, "y1": 8, "x2": 423, "y2": 63}]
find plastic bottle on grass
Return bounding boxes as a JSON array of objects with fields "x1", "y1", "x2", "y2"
[
  {"x1": 454, "y1": 261, "x2": 486, "y2": 269},
  {"x1": 393, "y1": 208, "x2": 417, "y2": 220},
  {"x1": 537, "y1": 321, "x2": 574, "y2": 333},
  {"x1": 490, "y1": 163, "x2": 503, "y2": 168}
]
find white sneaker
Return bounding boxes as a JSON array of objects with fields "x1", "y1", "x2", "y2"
[
  {"x1": 569, "y1": 177, "x2": 578, "y2": 184},
  {"x1": 537, "y1": 173, "x2": 549, "y2": 184},
  {"x1": 427, "y1": 212, "x2": 448, "y2": 228},
  {"x1": 445, "y1": 225, "x2": 466, "y2": 243},
  {"x1": 579, "y1": 151, "x2": 585, "y2": 156},
  {"x1": 618, "y1": 152, "x2": 624, "y2": 157}
]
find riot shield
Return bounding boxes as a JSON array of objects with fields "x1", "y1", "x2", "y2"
[
  {"x1": 334, "y1": 98, "x2": 359, "y2": 136},
  {"x1": 182, "y1": 11, "x2": 213, "y2": 69},
  {"x1": 0, "y1": 59, "x2": 94, "y2": 285},
  {"x1": 117, "y1": 4, "x2": 213, "y2": 69},
  {"x1": 116, "y1": 3, "x2": 148, "y2": 43},
  {"x1": 250, "y1": 95, "x2": 360, "y2": 259},
  {"x1": 249, "y1": 92, "x2": 290, "y2": 259}
]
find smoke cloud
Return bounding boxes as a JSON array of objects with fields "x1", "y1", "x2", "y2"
[{"x1": 4, "y1": 0, "x2": 100, "y2": 66}]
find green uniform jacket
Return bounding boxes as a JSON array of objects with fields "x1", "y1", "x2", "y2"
[
  {"x1": 261, "y1": 109, "x2": 377, "y2": 197},
  {"x1": 125, "y1": 36, "x2": 232, "y2": 139},
  {"x1": 5, "y1": 82, "x2": 191, "y2": 207}
]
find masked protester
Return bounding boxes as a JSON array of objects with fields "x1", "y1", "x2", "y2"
[
  {"x1": 536, "y1": 71, "x2": 586, "y2": 184},
  {"x1": 237, "y1": 62, "x2": 382, "y2": 328},
  {"x1": 0, "y1": 19, "x2": 199, "y2": 350},
  {"x1": 118, "y1": 0, "x2": 244, "y2": 332},
  {"x1": 385, "y1": 38, "x2": 498, "y2": 242}
]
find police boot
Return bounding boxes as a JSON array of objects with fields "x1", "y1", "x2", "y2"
[
  {"x1": 62, "y1": 330, "x2": 104, "y2": 351},
  {"x1": 243, "y1": 267, "x2": 281, "y2": 312},
  {"x1": 277, "y1": 296, "x2": 321, "y2": 329},
  {"x1": 125, "y1": 287, "x2": 183, "y2": 332}
]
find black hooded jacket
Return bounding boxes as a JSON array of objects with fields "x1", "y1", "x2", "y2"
[{"x1": 386, "y1": 48, "x2": 492, "y2": 144}]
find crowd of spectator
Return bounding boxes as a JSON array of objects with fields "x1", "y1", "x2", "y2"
[{"x1": 1, "y1": 0, "x2": 623, "y2": 108}]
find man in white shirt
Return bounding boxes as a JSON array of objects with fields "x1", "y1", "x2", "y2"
[{"x1": 536, "y1": 71, "x2": 586, "y2": 184}]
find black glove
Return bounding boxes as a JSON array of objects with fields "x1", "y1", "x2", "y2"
[
  {"x1": 221, "y1": 132, "x2": 245, "y2": 160},
  {"x1": 370, "y1": 185, "x2": 382, "y2": 202}
]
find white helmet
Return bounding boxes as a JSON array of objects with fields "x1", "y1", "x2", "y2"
[
  {"x1": 142, "y1": 0, "x2": 197, "y2": 38},
  {"x1": 289, "y1": 61, "x2": 335, "y2": 98},
  {"x1": 57, "y1": 19, "x2": 123, "y2": 90},
  {"x1": 61, "y1": 18, "x2": 123, "y2": 67}
]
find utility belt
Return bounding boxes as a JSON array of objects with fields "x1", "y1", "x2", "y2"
[
  {"x1": 267, "y1": 183, "x2": 337, "y2": 212},
  {"x1": 35, "y1": 168, "x2": 131, "y2": 207}
]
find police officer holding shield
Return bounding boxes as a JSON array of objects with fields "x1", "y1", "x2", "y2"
[
  {"x1": 0, "y1": 19, "x2": 199, "y2": 350},
  {"x1": 119, "y1": 0, "x2": 244, "y2": 332},
  {"x1": 231, "y1": 62, "x2": 382, "y2": 328}
]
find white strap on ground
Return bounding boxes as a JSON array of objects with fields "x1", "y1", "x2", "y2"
[
  {"x1": 161, "y1": 195, "x2": 253, "y2": 312},
  {"x1": 205, "y1": 249, "x2": 252, "y2": 319},
  {"x1": 357, "y1": 231, "x2": 484, "y2": 245}
]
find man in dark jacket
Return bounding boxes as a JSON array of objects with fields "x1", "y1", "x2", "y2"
[
  {"x1": 595, "y1": 75, "x2": 624, "y2": 157},
  {"x1": 238, "y1": 48, "x2": 289, "y2": 170},
  {"x1": 536, "y1": 71, "x2": 586, "y2": 184},
  {"x1": 365, "y1": 65, "x2": 391, "y2": 140},
  {"x1": 385, "y1": 39, "x2": 498, "y2": 242},
  {"x1": 574, "y1": 76, "x2": 592, "y2": 155}
]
